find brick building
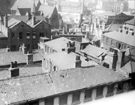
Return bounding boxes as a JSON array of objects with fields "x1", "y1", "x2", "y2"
[{"x1": 0, "y1": 14, "x2": 51, "y2": 51}]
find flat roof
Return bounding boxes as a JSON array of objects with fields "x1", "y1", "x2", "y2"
[
  {"x1": 44, "y1": 37, "x2": 73, "y2": 52},
  {"x1": 44, "y1": 52, "x2": 98, "y2": 70},
  {"x1": 0, "y1": 50, "x2": 43, "y2": 66},
  {"x1": 0, "y1": 66, "x2": 128, "y2": 105}
]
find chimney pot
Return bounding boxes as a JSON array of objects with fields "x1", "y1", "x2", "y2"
[
  {"x1": 75, "y1": 55, "x2": 81, "y2": 68},
  {"x1": 112, "y1": 50, "x2": 118, "y2": 71}
]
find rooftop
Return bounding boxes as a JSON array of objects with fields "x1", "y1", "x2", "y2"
[
  {"x1": 125, "y1": 18, "x2": 135, "y2": 26},
  {"x1": 81, "y1": 44, "x2": 107, "y2": 61},
  {"x1": 0, "y1": 66, "x2": 128, "y2": 105},
  {"x1": 44, "y1": 37, "x2": 74, "y2": 52},
  {"x1": 103, "y1": 30, "x2": 135, "y2": 47},
  {"x1": 38, "y1": 5, "x2": 55, "y2": 18},
  {"x1": 8, "y1": 18, "x2": 21, "y2": 29},
  {"x1": 0, "y1": 32, "x2": 7, "y2": 38},
  {"x1": 44, "y1": 52, "x2": 98, "y2": 70},
  {"x1": 0, "y1": 50, "x2": 43, "y2": 66},
  {"x1": 105, "y1": 24, "x2": 123, "y2": 32}
]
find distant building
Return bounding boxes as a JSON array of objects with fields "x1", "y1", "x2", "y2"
[
  {"x1": 10, "y1": 0, "x2": 41, "y2": 15},
  {"x1": 39, "y1": 6, "x2": 60, "y2": 29},
  {"x1": 102, "y1": 0, "x2": 129, "y2": 13}
]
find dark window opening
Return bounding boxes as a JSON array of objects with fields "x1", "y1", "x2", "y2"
[
  {"x1": 59, "y1": 94, "x2": 68, "y2": 105},
  {"x1": 11, "y1": 45, "x2": 16, "y2": 51},
  {"x1": 85, "y1": 88, "x2": 92, "y2": 100},
  {"x1": 117, "y1": 83, "x2": 124, "y2": 94},
  {"x1": 107, "y1": 84, "x2": 114, "y2": 96},
  {"x1": 27, "y1": 32, "x2": 30, "y2": 39},
  {"x1": 72, "y1": 91, "x2": 80, "y2": 104},
  {"x1": 45, "y1": 97, "x2": 54, "y2": 105},
  {"x1": 40, "y1": 33, "x2": 44, "y2": 37},
  {"x1": 96, "y1": 86, "x2": 103, "y2": 97},
  {"x1": 19, "y1": 32, "x2": 23, "y2": 39},
  {"x1": 29, "y1": 101, "x2": 39, "y2": 105},
  {"x1": 103, "y1": 63, "x2": 109, "y2": 68},
  {"x1": 33, "y1": 32, "x2": 36, "y2": 39},
  {"x1": 11, "y1": 32, "x2": 15, "y2": 39}
]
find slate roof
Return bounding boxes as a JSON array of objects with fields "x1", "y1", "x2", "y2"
[
  {"x1": 0, "y1": 66, "x2": 129, "y2": 105},
  {"x1": 8, "y1": 18, "x2": 21, "y2": 29},
  {"x1": 38, "y1": 5, "x2": 55, "y2": 18},
  {"x1": 0, "y1": 50, "x2": 43, "y2": 66},
  {"x1": 11, "y1": 0, "x2": 40, "y2": 10},
  {"x1": 44, "y1": 52, "x2": 98, "y2": 70},
  {"x1": 81, "y1": 44, "x2": 107, "y2": 61},
  {"x1": 105, "y1": 24, "x2": 123, "y2": 32},
  {"x1": 44, "y1": 37, "x2": 74, "y2": 52},
  {"x1": 103, "y1": 31, "x2": 135, "y2": 47},
  {"x1": 125, "y1": 18, "x2": 135, "y2": 26},
  {"x1": 0, "y1": 33, "x2": 7, "y2": 38}
]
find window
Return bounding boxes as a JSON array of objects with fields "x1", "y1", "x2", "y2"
[
  {"x1": 29, "y1": 101, "x2": 39, "y2": 105},
  {"x1": 85, "y1": 88, "x2": 92, "y2": 100},
  {"x1": 33, "y1": 32, "x2": 36, "y2": 39},
  {"x1": 117, "y1": 83, "x2": 124, "y2": 94},
  {"x1": 19, "y1": 32, "x2": 23, "y2": 39},
  {"x1": 59, "y1": 94, "x2": 68, "y2": 105},
  {"x1": 40, "y1": 32, "x2": 44, "y2": 37},
  {"x1": 45, "y1": 97, "x2": 54, "y2": 105},
  {"x1": 11, "y1": 32, "x2": 15, "y2": 39},
  {"x1": 26, "y1": 44, "x2": 30, "y2": 51},
  {"x1": 72, "y1": 91, "x2": 80, "y2": 104},
  {"x1": 27, "y1": 32, "x2": 30, "y2": 39},
  {"x1": 96, "y1": 86, "x2": 103, "y2": 98},
  {"x1": 107, "y1": 84, "x2": 114, "y2": 96}
]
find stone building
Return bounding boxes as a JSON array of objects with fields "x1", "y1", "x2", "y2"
[{"x1": 102, "y1": 0, "x2": 129, "y2": 13}]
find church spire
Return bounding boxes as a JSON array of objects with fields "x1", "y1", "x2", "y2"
[{"x1": 31, "y1": 0, "x2": 36, "y2": 16}]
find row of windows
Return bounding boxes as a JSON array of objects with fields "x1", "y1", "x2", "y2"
[
  {"x1": 11, "y1": 32, "x2": 46, "y2": 39},
  {"x1": 102, "y1": 36, "x2": 131, "y2": 50},
  {"x1": 24, "y1": 82, "x2": 129, "y2": 105}
]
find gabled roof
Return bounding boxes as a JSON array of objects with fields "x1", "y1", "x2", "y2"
[
  {"x1": 44, "y1": 52, "x2": 98, "y2": 70},
  {"x1": 8, "y1": 18, "x2": 21, "y2": 29},
  {"x1": 81, "y1": 44, "x2": 107, "y2": 61},
  {"x1": 0, "y1": 32, "x2": 7, "y2": 38},
  {"x1": 45, "y1": 37, "x2": 73, "y2": 52},
  {"x1": 38, "y1": 5, "x2": 55, "y2": 18},
  {"x1": 103, "y1": 31, "x2": 135, "y2": 47},
  {"x1": 105, "y1": 24, "x2": 123, "y2": 32},
  {"x1": 0, "y1": 66, "x2": 128, "y2": 105},
  {"x1": 11, "y1": 0, "x2": 40, "y2": 10},
  {"x1": 125, "y1": 18, "x2": 135, "y2": 26}
]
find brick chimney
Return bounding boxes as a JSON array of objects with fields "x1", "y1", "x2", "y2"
[
  {"x1": 66, "y1": 41, "x2": 76, "y2": 54},
  {"x1": 112, "y1": 50, "x2": 118, "y2": 71},
  {"x1": 75, "y1": 55, "x2": 82, "y2": 68},
  {"x1": 9, "y1": 61, "x2": 19, "y2": 78},
  {"x1": 26, "y1": 53, "x2": 33, "y2": 65}
]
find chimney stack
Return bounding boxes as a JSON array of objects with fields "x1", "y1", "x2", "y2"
[
  {"x1": 4, "y1": 14, "x2": 8, "y2": 28},
  {"x1": 120, "y1": 51, "x2": 126, "y2": 67},
  {"x1": 112, "y1": 49, "x2": 118, "y2": 71},
  {"x1": 26, "y1": 53, "x2": 33, "y2": 65},
  {"x1": 9, "y1": 61, "x2": 19, "y2": 78},
  {"x1": 66, "y1": 41, "x2": 76, "y2": 54},
  {"x1": 75, "y1": 55, "x2": 82, "y2": 68},
  {"x1": 32, "y1": 16, "x2": 36, "y2": 26}
]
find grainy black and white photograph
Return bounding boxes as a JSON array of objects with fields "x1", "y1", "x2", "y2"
[{"x1": 0, "y1": 0, "x2": 135, "y2": 105}]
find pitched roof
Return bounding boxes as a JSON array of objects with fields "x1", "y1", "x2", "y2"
[
  {"x1": 81, "y1": 44, "x2": 107, "y2": 61},
  {"x1": 8, "y1": 18, "x2": 21, "y2": 29},
  {"x1": 125, "y1": 18, "x2": 135, "y2": 26},
  {"x1": 103, "y1": 31, "x2": 135, "y2": 47},
  {"x1": 0, "y1": 66, "x2": 128, "y2": 105},
  {"x1": 44, "y1": 52, "x2": 98, "y2": 70},
  {"x1": 105, "y1": 24, "x2": 123, "y2": 32},
  {"x1": 38, "y1": 5, "x2": 55, "y2": 18},
  {"x1": 0, "y1": 32, "x2": 7, "y2": 38},
  {"x1": 11, "y1": 0, "x2": 40, "y2": 10},
  {"x1": 45, "y1": 37, "x2": 74, "y2": 52}
]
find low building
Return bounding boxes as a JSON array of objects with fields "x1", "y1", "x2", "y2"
[{"x1": 0, "y1": 63, "x2": 131, "y2": 105}]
